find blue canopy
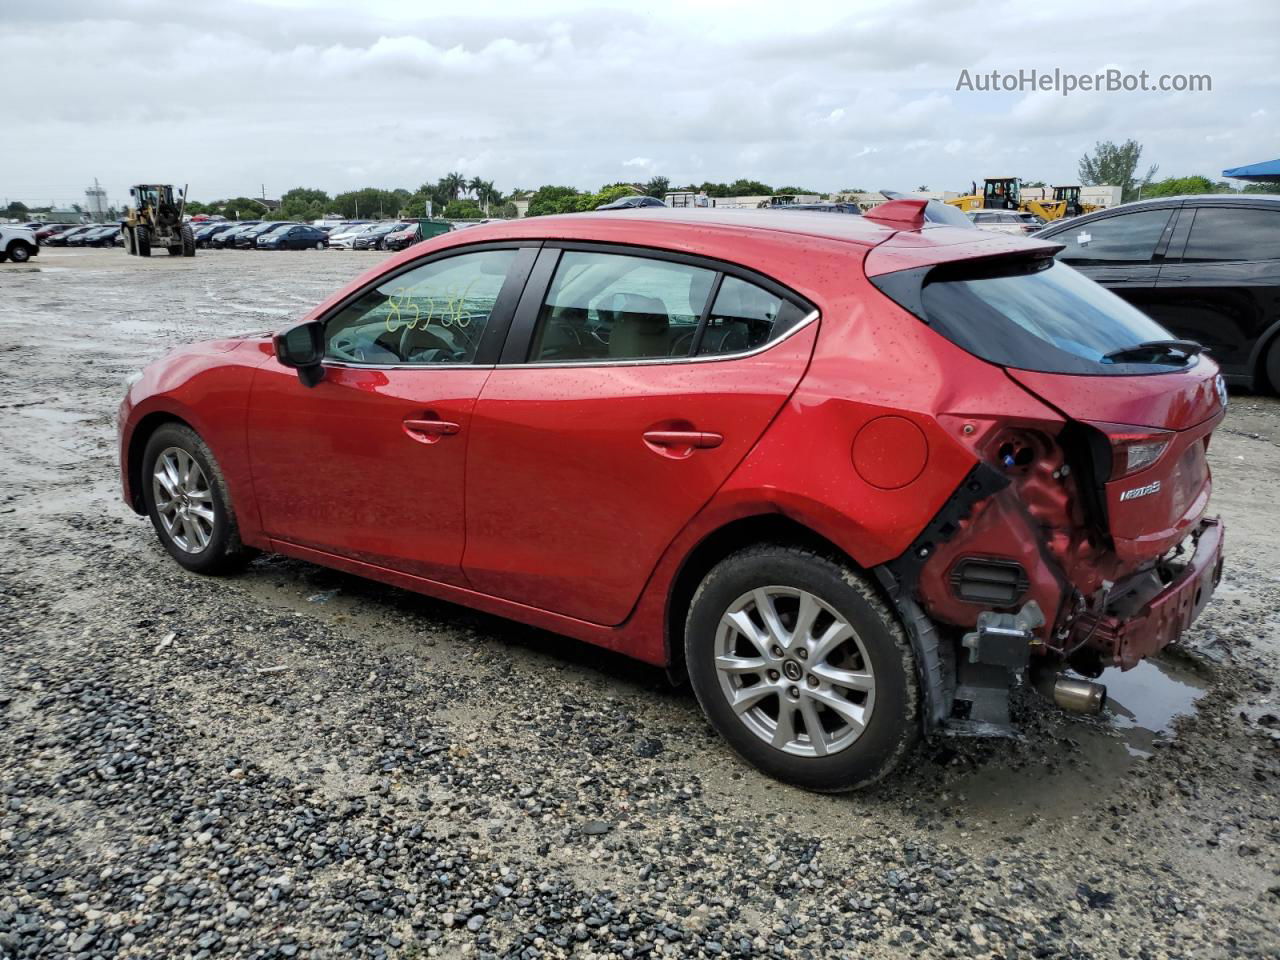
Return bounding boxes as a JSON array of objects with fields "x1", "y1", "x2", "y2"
[{"x1": 1222, "y1": 158, "x2": 1280, "y2": 182}]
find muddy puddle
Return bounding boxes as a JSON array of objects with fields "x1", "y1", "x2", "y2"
[{"x1": 920, "y1": 656, "x2": 1211, "y2": 824}]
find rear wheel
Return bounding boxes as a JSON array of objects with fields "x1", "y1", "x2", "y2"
[
  {"x1": 685, "y1": 545, "x2": 920, "y2": 792},
  {"x1": 181, "y1": 224, "x2": 196, "y2": 257},
  {"x1": 1265, "y1": 339, "x2": 1280, "y2": 395},
  {"x1": 141, "y1": 423, "x2": 251, "y2": 575},
  {"x1": 135, "y1": 226, "x2": 151, "y2": 257}
]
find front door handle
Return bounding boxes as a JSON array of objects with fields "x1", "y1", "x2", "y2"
[
  {"x1": 643, "y1": 429, "x2": 723, "y2": 450},
  {"x1": 403, "y1": 418, "x2": 461, "y2": 444}
]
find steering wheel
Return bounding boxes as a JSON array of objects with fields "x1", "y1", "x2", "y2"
[{"x1": 329, "y1": 329, "x2": 366, "y2": 363}]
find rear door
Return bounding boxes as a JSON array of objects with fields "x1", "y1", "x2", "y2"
[
  {"x1": 1045, "y1": 205, "x2": 1179, "y2": 313},
  {"x1": 462, "y1": 245, "x2": 818, "y2": 625},
  {"x1": 1149, "y1": 204, "x2": 1280, "y2": 378}
]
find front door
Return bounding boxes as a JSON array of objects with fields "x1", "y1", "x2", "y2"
[
  {"x1": 245, "y1": 245, "x2": 533, "y2": 584},
  {"x1": 462, "y1": 247, "x2": 818, "y2": 625}
]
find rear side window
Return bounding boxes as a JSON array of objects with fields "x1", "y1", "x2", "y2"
[
  {"x1": 1052, "y1": 209, "x2": 1173, "y2": 264},
  {"x1": 697, "y1": 277, "x2": 806, "y2": 356},
  {"x1": 880, "y1": 258, "x2": 1187, "y2": 376},
  {"x1": 1181, "y1": 207, "x2": 1280, "y2": 262}
]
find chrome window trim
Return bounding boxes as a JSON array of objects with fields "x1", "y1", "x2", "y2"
[{"x1": 318, "y1": 309, "x2": 819, "y2": 372}]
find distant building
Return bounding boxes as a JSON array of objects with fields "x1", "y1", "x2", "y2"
[{"x1": 663, "y1": 192, "x2": 822, "y2": 209}]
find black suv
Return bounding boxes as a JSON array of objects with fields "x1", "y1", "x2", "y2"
[{"x1": 1033, "y1": 195, "x2": 1280, "y2": 391}]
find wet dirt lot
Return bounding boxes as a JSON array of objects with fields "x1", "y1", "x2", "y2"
[{"x1": 2, "y1": 247, "x2": 1278, "y2": 959}]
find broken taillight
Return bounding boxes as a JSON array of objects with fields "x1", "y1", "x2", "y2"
[{"x1": 1089, "y1": 422, "x2": 1173, "y2": 480}]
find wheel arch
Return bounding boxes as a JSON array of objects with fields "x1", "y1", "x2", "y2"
[
  {"x1": 125, "y1": 411, "x2": 194, "y2": 513},
  {"x1": 1248, "y1": 317, "x2": 1280, "y2": 392},
  {"x1": 663, "y1": 513, "x2": 866, "y2": 683}
]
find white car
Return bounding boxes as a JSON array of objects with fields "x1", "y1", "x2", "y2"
[
  {"x1": 326, "y1": 223, "x2": 379, "y2": 250},
  {"x1": 966, "y1": 210, "x2": 1041, "y2": 236},
  {"x1": 0, "y1": 225, "x2": 38, "y2": 263}
]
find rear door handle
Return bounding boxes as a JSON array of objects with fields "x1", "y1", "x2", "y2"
[
  {"x1": 643, "y1": 429, "x2": 723, "y2": 449},
  {"x1": 403, "y1": 418, "x2": 461, "y2": 443}
]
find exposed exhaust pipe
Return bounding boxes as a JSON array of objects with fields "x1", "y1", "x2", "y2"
[{"x1": 1034, "y1": 672, "x2": 1107, "y2": 715}]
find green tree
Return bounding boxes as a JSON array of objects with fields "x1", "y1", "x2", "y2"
[
  {"x1": 219, "y1": 197, "x2": 266, "y2": 220},
  {"x1": 775, "y1": 185, "x2": 817, "y2": 195},
  {"x1": 1243, "y1": 182, "x2": 1280, "y2": 194},
  {"x1": 279, "y1": 187, "x2": 332, "y2": 222},
  {"x1": 1141, "y1": 175, "x2": 1232, "y2": 198},
  {"x1": 5, "y1": 200, "x2": 29, "y2": 217},
  {"x1": 727, "y1": 178, "x2": 773, "y2": 196},
  {"x1": 1079, "y1": 139, "x2": 1159, "y2": 203},
  {"x1": 442, "y1": 172, "x2": 467, "y2": 201},
  {"x1": 333, "y1": 188, "x2": 406, "y2": 219},
  {"x1": 643, "y1": 176, "x2": 669, "y2": 199},
  {"x1": 443, "y1": 199, "x2": 484, "y2": 219},
  {"x1": 526, "y1": 185, "x2": 581, "y2": 217}
]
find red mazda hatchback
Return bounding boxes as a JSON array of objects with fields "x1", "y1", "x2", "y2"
[{"x1": 119, "y1": 201, "x2": 1226, "y2": 791}]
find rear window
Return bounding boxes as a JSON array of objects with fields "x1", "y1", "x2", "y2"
[{"x1": 884, "y1": 258, "x2": 1189, "y2": 376}]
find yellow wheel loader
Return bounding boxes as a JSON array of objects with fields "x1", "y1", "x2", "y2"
[{"x1": 121, "y1": 184, "x2": 195, "y2": 257}]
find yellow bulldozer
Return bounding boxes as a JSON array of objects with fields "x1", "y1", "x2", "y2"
[
  {"x1": 121, "y1": 184, "x2": 195, "y2": 257},
  {"x1": 945, "y1": 178, "x2": 1077, "y2": 222}
]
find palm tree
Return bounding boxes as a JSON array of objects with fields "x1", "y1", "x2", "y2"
[
  {"x1": 442, "y1": 172, "x2": 466, "y2": 201},
  {"x1": 475, "y1": 179, "x2": 499, "y2": 215},
  {"x1": 467, "y1": 176, "x2": 484, "y2": 203}
]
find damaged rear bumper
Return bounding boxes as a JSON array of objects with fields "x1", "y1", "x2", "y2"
[{"x1": 1071, "y1": 517, "x2": 1224, "y2": 670}]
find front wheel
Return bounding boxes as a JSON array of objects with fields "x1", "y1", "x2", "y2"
[
  {"x1": 135, "y1": 226, "x2": 151, "y2": 257},
  {"x1": 1264, "y1": 339, "x2": 1280, "y2": 396},
  {"x1": 181, "y1": 224, "x2": 196, "y2": 257},
  {"x1": 6, "y1": 242, "x2": 31, "y2": 264},
  {"x1": 141, "y1": 424, "x2": 251, "y2": 575},
  {"x1": 685, "y1": 545, "x2": 920, "y2": 792}
]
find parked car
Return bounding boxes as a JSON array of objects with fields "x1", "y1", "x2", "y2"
[
  {"x1": 256, "y1": 223, "x2": 330, "y2": 250},
  {"x1": 210, "y1": 222, "x2": 261, "y2": 249},
  {"x1": 119, "y1": 203, "x2": 1226, "y2": 791},
  {"x1": 774, "y1": 202, "x2": 862, "y2": 215},
  {"x1": 0, "y1": 224, "x2": 38, "y2": 263},
  {"x1": 234, "y1": 222, "x2": 288, "y2": 249},
  {"x1": 1033, "y1": 194, "x2": 1280, "y2": 390},
  {"x1": 968, "y1": 210, "x2": 1040, "y2": 235},
  {"x1": 34, "y1": 223, "x2": 78, "y2": 244},
  {"x1": 353, "y1": 222, "x2": 409, "y2": 250},
  {"x1": 596, "y1": 195, "x2": 667, "y2": 210},
  {"x1": 383, "y1": 219, "x2": 453, "y2": 252},
  {"x1": 196, "y1": 222, "x2": 242, "y2": 248},
  {"x1": 326, "y1": 223, "x2": 379, "y2": 250},
  {"x1": 43, "y1": 225, "x2": 97, "y2": 246},
  {"x1": 66, "y1": 225, "x2": 120, "y2": 247}
]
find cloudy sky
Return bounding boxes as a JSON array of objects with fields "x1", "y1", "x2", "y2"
[{"x1": 3, "y1": 0, "x2": 1276, "y2": 207}]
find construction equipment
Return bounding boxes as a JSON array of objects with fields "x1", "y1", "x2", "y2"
[
  {"x1": 946, "y1": 178, "x2": 1078, "y2": 221},
  {"x1": 1052, "y1": 186, "x2": 1101, "y2": 218},
  {"x1": 944, "y1": 177, "x2": 1022, "y2": 213},
  {"x1": 121, "y1": 184, "x2": 195, "y2": 257}
]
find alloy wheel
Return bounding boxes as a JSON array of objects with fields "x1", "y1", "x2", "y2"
[
  {"x1": 151, "y1": 446, "x2": 215, "y2": 553},
  {"x1": 714, "y1": 586, "x2": 876, "y2": 758}
]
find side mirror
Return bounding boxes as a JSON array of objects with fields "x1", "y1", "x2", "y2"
[{"x1": 273, "y1": 322, "x2": 325, "y2": 387}]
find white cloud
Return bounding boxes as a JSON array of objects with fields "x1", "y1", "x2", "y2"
[{"x1": 0, "y1": 0, "x2": 1275, "y2": 206}]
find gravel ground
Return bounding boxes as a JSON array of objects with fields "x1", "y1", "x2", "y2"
[{"x1": 2, "y1": 247, "x2": 1278, "y2": 959}]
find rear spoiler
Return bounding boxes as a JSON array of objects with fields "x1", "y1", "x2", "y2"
[
  {"x1": 865, "y1": 229, "x2": 1064, "y2": 279},
  {"x1": 863, "y1": 198, "x2": 928, "y2": 229}
]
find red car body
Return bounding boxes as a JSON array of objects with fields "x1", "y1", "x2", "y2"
[{"x1": 118, "y1": 204, "x2": 1225, "y2": 733}]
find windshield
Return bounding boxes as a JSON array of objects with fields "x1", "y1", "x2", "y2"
[{"x1": 911, "y1": 259, "x2": 1189, "y2": 375}]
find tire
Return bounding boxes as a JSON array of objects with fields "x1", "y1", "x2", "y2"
[
  {"x1": 181, "y1": 224, "x2": 196, "y2": 257},
  {"x1": 1265, "y1": 339, "x2": 1280, "y2": 396},
  {"x1": 315, "y1": 240, "x2": 324, "y2": 250},
  {"x1": 123, "y1": 228, "x2": 135, "y2": 255},
  {"x1": 7, "y1": 243, "x2": 30, "y2": 264},
  {"x1": 141, "y1": 423, "x2": 251, "y2": 575},
  {"x1": 685, "y1": 545, "x2": 920, "y2": 792},
  {"x1": 136, "y1": 226, "x2": 151, "y2": 257}
]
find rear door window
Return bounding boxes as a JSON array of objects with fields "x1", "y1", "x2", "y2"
[
  {"x1": 1051, "y1": 209, "x2": 1174, "y2": 264},
  {"x1": 696, "y1": 277, "x2": 806, "y2": 356},
  {"x1": 1180, "y1": 207, "x2": 1280, "y2": 262},
  {"x1": 528, "y1": 251, "x2": 716, "y2": 362}
]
